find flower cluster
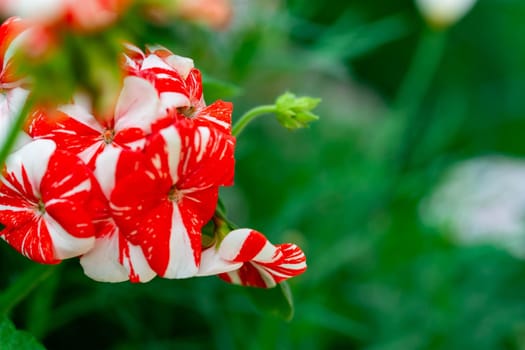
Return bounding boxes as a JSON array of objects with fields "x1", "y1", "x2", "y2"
[{"x1": 0, "y1": 17, "x2": 306, "y2": 287}]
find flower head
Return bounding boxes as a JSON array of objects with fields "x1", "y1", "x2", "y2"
[
  {"x1": 107, "y1": 120, "x2": 235, "y2": 279},
  {"x1": 0, "y1": 139, "x2": 105, "y2": 263}
]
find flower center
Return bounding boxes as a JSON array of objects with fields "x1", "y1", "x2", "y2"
[
  {"x1": 35, "y1": 199, "x2": 45, "y2": 215},
  {"x1": 102, "y1": 128, "x2": 115, "y2": 144},
  {"x1": 168, "y1": 185, "x2": 183, "y2": 203},
  {"x1": 177, "y1": 106, "x2": 195, "y2": 118}
]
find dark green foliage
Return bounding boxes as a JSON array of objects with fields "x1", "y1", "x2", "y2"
[{"x1": 0, "y1": 317, "x2": 45, "y2": 349}]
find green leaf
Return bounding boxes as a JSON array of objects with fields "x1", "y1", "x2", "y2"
[
  {"x1": 202, "y1": 75, "x2": 242, "y2": 101},
  {"x1": 0, "y1": 317, "x2": 46, "y2": 350},
  {"x1": 245, "y1": 282, "x2": 295, "y2": 321}
]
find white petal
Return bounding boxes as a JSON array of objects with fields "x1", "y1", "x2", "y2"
[
  {"x1": 80, "y1": 225, "x2": 156, "y2": 283},
  {"x1": 163, "y1": 55, "x2": 194, "y2": 79},
  {"x1": 217, "y1": 228, "x2": 252, "y2": 261},
  {"x1": 158, "y1": 126, "x2": 181, "y2": 183},
  {"x1": 114, "y1": 76, "x2": 160, "y2": 133},
  {"x1": 125, "y1": 243, "x2": 156, "y2": 282},
  {"x1": 252, "y1": 240, "x2": 280, "y2": 263},
  {"x1": 196, "y1": 246, "x2": 242, "y2": 276},
  {"x1": 141, "y1": 54, "x2": 174, "y2": 71},
  {"x1": 93, "y1": 146, "x2": 120, "y2": 198},
  {"x1": 162, "y1": 205, "x2": 199, "y2": 278},
  {"x1": 58, "y1": 103, "x2": 104, "y2": 132},
  {"x1": 159, "y1": 91, "x2": 190, "y2": 111},
  {"x1": 3, "y1": 140, "x2": 56, "y2": 196},
  {"x1": 80, "y1": 229, "x2": 129, "y2": 282},
  {"x1": 44, "y1": 213, "x2": 95, "y2": 259}
]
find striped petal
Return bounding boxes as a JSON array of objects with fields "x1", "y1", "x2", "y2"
[
  {"x1": 123, "y1": 46, "x2": 206, "y2": 115},
  {"x1": 80, "y1": 146, "x2": 156, "y2": 283},
  {"x1": 29, "y1": 77, "x2": 161, "y2": 167},
  {"x1": 28, "y1": 104, "x2": 106, "y2": 167},
  {"x1": 0, "y1": 16, "x2": 28, "y2": 88},
  {"x1": 108, "y1": 122, "x2": 232, "y2": 278},
  {"x1": 0, "y1": 139, "x2": 99, "y2": 263},
  {"x1": 214, "y1": 229, "x2": 307, "y2": 288},
  {"x1": 176, "y1": 120, "x2": 235, "y2": 189},
  {"x1": 80, "y1": 218, "x2": 156, "y2": 283},
  {"x1": 113, "y1": 76, "x2": 160, "y2": 134},
  {"x1": 190, "y1": 100, "x2": 233, "y2": 134}
]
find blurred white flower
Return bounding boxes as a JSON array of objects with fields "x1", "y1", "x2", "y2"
[
  {"x1": 0, "y1": 0, "x2": 65, "y2": 24},
  {"x1": 415, "y1": 0, "x2": 477, "y2": 28},
  {"x1": 420, "y1": 156, "x2": 525, "y2": 258}
]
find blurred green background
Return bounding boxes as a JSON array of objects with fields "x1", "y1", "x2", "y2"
[{"x1": 4, "y1": 0, "x2": 525, "y2": 349}]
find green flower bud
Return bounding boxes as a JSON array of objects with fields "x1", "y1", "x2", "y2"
[{"x1": 275, "y1": 92, "x2": 321, "y2": 130}]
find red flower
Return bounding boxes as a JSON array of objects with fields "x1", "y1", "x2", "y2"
[
  {"x1": 106, "y1": 120, "x2": 235, "y2": 278},
  {"x1": 0, "y1": 139, "x2": 105, "y2": 263},
  {"x1": 198, "y1": 229, "x2": 307, "y2": 288}
]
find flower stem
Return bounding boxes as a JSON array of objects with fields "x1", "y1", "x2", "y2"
[
  {"x1": 0, "y1": 264, "x2": 58, "y2": 316},
  {"x1": 232, "y1": 105, "x2": 277, "y2": 137},
  {"x1": 392, "y1": 27, "x2": 447, "y2": 170},
  {"x1": 0, "y1": 93, "x2": 35, "y2": 167}
]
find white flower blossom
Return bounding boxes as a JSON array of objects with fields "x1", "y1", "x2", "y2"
[
  {"x1": 421, "y1": 156, "x2": 525, "y2": 258},
  {"x1": 415, "y1": 0, "x2": 477, "y2": 28}
]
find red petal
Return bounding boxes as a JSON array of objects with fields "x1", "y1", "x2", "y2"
[
  {"x1": 192, "y1": 100, "x2": 233, "y2": 134},
  {"x1": 219, "y1": 263, "x2": 272, "y2": 288},
  {"x1": 2, "y1": 217, "x2": 59, "y2": 264},
  {"x1": 176, "y1": 120, "x2": 235, "y2": 189},
  {"x1": 28, "y1": 108, "x2": 105, "y2": 167}
]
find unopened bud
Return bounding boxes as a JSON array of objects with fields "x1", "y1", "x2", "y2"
[
  {"x1": 415, "y1": 0, "x2": 477, "y2": 28},
  {"x1": 275, "y1": 92, "x2": 320, "y2": 130}
]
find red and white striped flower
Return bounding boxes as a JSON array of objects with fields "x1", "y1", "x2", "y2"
[
  {"x1": 0, "y1": 139, "x2": 105, "y2": 263},
  {"x1": 124, "y1": 45, "x2": 234, "y2": 134},
  {"x1": 105, "y1": 120, "x2": 235, "y2": 279},
  {"x1": 28, "y1": 75, "x2": 165, "y2": 168},
  {"x1": 123, "y1": 45, "x2": 205, "y2": 117},
  {"x1": 198, "y1": 229, "x2": 307, "y2": 288}
]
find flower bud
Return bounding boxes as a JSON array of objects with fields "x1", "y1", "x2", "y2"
[
  {"x1": 275, "y1": 92, "x2": 320, "y2": 130},
  {"x1": 415, "y1": 0, "x2": 477, "y2": 28}
]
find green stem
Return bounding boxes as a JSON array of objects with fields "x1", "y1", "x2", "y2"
[
  {"x1": 0, "y1": 93, "x2": 35, "y2": 168},
  {"x1": 0, "y1": 264, "x2": 58, "y2": 316},
  {"x1": 232, "y1": 105, "x2": 277, "y2": 137},
  {"x1": 392, "y1": 27, "x2": 448, "y2": 171},
  {"x1": 394, "y1": 28, "x2": 447, "y2": 116}
]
